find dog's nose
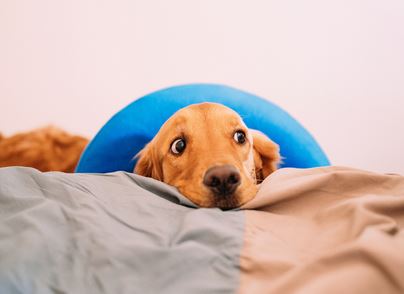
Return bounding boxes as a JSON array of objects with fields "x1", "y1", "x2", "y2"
[{"x1": 203, "y1": 165, "x2": 241, "y2": 196}]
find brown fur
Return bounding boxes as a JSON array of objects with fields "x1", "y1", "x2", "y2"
[
  {"x1": 0, "y1": 126, "x2": 88, "y2": 172},
  {"x1": 135, "y1": 102, "x2": 280, "y2": 208}
]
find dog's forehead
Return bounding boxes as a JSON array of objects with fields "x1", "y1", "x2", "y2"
[
  {"x1": 176, "y1": 102, "x2": 242, "y2": 122},
  {"x1": 157, "y1": 103, "x2": 247, "y2": 139}
]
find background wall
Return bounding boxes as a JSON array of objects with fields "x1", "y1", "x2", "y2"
[{"x1": 1, "y1": 0, "x2": 403, "y2": 174}]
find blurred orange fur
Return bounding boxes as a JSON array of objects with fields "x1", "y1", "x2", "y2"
[{"x1": 0, "y1": 126, "x2": 88, "y2": 172}]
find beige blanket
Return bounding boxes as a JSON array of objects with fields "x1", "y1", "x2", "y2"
[{"x1": 240, "y1": 166, "x2": 404, "y2": 294}]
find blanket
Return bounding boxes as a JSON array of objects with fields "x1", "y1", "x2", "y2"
[{"x1": 0, "y1": 166, "x2": 403, "y2": 293}]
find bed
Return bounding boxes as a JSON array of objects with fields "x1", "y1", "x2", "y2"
[{"x1": 1, "y1": 166, "x2": 403, "y2": 293}]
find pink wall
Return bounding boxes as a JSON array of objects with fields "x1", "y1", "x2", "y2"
[{"x1": 1, "y1": 0, "x2": 403, "y2": 174}]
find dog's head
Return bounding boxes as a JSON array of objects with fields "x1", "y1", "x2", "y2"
[{"x1": 134, "y1": 102, "x2": 280, "y2": 209}]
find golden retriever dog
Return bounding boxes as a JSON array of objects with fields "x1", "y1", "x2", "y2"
[
  {"x1": 0, "y1": 126, "x2": 88, "y2": 172},
  {"x1": 135, "y1": 102, "x2": 280, "y2": 209}
]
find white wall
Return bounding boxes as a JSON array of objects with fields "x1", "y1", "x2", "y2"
[{"x1": 1, "y1": 0, "x2": 403, "y2": 174}]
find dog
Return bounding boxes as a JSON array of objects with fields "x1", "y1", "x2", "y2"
[
  {"x1": 134, "y1": 102, "x2": 280, "y2": 209},
  {"x1": 0, "y1": 126, "x2": 88, "y2": 172}
]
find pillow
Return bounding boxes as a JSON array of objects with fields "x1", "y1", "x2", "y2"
[{"x1": 76, "y1": 84, "x2": 330, "y2": 173}]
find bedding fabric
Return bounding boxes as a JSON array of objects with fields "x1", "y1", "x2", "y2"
[{"x1": 0, "y1": 166, "x2": 404, "y2": 294}]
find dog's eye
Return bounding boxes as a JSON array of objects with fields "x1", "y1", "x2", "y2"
[
  {"x1": 171, "y1": 138, "x2": 186, "y2": 154},
  {"x1": 234, "y1": 130, "x2": 246, "y2": 144}
]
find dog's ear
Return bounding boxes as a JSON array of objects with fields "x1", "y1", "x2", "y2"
[
  {"x1": 251, "y1": 130, "x2": 280, "y2": 183},
  {"x1": 134, "y1": 143, "x2": 163, "y2": 181}
]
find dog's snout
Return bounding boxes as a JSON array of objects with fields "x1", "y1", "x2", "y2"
[{"x1": 203, "y1": 165, "x2": 241, "y2": 196}]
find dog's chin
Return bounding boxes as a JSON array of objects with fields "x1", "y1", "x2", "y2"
[
  {"x1": 186, "y1": 192, "x2": 252, "y2": 210},
  {"x1": 211, "y1": 195, "x2": 242, "y2": 210},
  {"x1": 179, "y1": 183, "x2": 258, "y2": 209}
]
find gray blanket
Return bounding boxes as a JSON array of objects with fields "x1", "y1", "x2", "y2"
[{"x1": 0, "y1": 167, "x2": 243, "y2": 294}]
